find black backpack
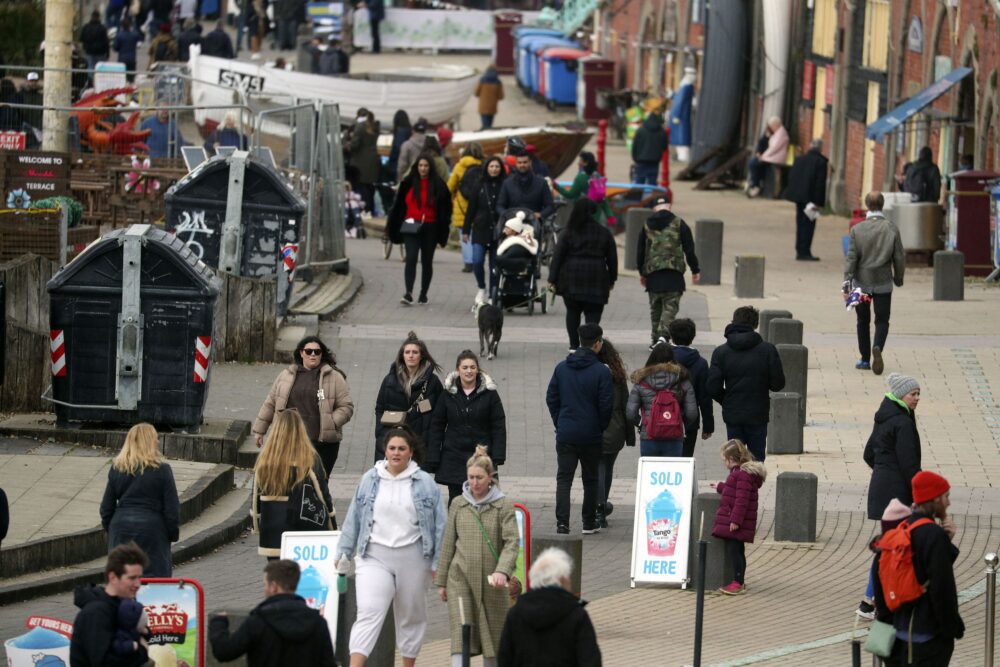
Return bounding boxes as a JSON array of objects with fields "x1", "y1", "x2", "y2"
[{"x1": 459, "y1": 164, "x2": 483, "y2": 201}]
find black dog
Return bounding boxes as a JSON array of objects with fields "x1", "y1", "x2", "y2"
[{"x1": 477, "y1": 303, "x2": 504, "y2": 360}]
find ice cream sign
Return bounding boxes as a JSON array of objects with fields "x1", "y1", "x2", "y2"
[
  {"x1": 630, "y1": 458, "x2": 695, "y2": 585},
  {"x1": 146, "y1": 603, "x2": 189, "y2": 644},
  {"x1": 281, "y1": 531, "x2": 342, "y2": 648}
]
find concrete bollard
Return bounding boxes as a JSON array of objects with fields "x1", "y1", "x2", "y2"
[
  {"x1": 933, "y1": 250, "x2": 965, "y2": 301},
  {"x1": 336, "y1": 576, "x2": 396, "y2": 666},
  {"x1": 774, "y1": 472, "x2": 818, "y2": 542},
  {"x1": 734, "y1": 255, "x2": 765, "y2": 298},
  {"x1": 776, "y1": 343, "x2": 808, "y2": 425},
  {"x1": 532, "y1": 533, "x2": 583, "y2": 595},
  {"x1": 767, "y1": 392, "x2": 804, "y2": 455},
  {"x1": 694, "y1": 219, "x2": 724, "y2": 285},
  {"x1": 758, "y1": 310, "x2": 793, "y2": 342},
  {"x1": 205, "y1": 611, "x2": 250, "y2": 666},
  {"x1": 769, "y1": 318, "x2": 803, "y2": 346},
  {"x1": 624, "y1": 207, "x2": 653, "y2": 271},
  {"x1": 687, "y1": 491, "x2": 732, "y2": 591}
]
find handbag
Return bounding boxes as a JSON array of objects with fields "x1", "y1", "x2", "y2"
[
  {"x1": 863, "y1": 619, "x2": 897, "y2": 658},
  {"x1": 380, "y1": 411, "x2": 407, "y2": 427},
  {"x1": 287, "y1": 468, "x2": 335, "y2": 531},
  {"x1": 400, "y1": 217, "x2": 422, "y2": 235}
]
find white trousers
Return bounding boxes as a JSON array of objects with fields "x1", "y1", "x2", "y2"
[{"x1": 349, "y1": 542, "x2": 430, "y2": 659}]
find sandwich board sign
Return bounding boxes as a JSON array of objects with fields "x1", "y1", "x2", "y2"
[{"x1": 630, "y1": 457, "x2": 695, "y2": 586}]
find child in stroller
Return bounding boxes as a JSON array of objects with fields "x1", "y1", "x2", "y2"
[{"x1": 493, "y1": 211, "x2": 541, "y2": 310}]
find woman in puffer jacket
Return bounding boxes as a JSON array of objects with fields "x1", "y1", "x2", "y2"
[
  {"x1": 626, "y1": 341, "x2": 697, "y2": 457},
  {"x1": 448, "y1": 142, "x2": 484, "y2": 275}
]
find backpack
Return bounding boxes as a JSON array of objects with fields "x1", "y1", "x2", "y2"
[
  {"x1": 877, "y1": 517, "x2": 934, "y2": 611},
  {"x1": 459, "y1": 164, "x2": 484, "y2": 201},
  {"x1": 586, "y1": 174, "x2": 607, "y2": 202},
  {"x1": 643, "y1": 217, "x2": 686, "y2": 275},
  {"x1": 638, "y1": 382, "x2": 684, "y2": 440}
]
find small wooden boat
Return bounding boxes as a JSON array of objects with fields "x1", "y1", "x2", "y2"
[{"x1": 378, "y1": 125, "x2": 595, "y2": 178}]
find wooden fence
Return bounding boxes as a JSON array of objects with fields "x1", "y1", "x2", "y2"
[
  {"x1": 1, "y1": 254, "x2": 57, "y2": 412},
  {"x1": 212, "y1": 273, "x2": 277, "y2": 363}
]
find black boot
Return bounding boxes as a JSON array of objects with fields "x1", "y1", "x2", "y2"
[{"x1": 596, "y1": 505, "x2": 607, "y2": 529}]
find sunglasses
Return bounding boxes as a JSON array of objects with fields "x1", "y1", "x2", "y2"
[{"x1": 302, "y1": 348, "x2": 323, "y2": 356}]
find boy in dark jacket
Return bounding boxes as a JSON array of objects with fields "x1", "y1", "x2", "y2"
[
  {"x1": 210, "y1": 559, "x2": 336, "y2": 667},
  {"x1": 546, "y1": 323, "x2": 613, "y2": 535},
  {"x1": 668, "y1": 318, "x2": 714, "y2": 457},
  {"x1": 630, "y1": 99, "x2": 667, "y2": 185},
  {"x1": 706, "y1": 306, "x2": 785, "y2": 462},
  {"x1": 873, "y1": 471, "x2": 963, "y2": 665}
]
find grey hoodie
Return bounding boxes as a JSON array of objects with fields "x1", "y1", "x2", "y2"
[{"x1": 625, "y1": 362, "x2": 697, "y2": 439}]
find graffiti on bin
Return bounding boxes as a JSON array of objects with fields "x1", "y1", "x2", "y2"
[{"x1": 174, "y1": 209, "x2": 214, "y2": 259}]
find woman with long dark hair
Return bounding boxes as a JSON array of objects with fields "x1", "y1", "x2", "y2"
[
  {"x1": 626, "y1": 342, "x2": 697, "y2": 457},
  {"x1": 387, "y1": 109, "x2": 411, "y2": 183},
  {"x1": 595, "y1": 338, "x2": 633, "y2": 527},
  {"x1": 547, "y1": 198, "x2": 618, "y2": 350},
  {"x1": 463, "y1": 154, "x2": 507, "y2": 305},
  {"x1": 554, "y1": 151, "x2": 614, "y2": 225},
  {"x1": 387, "y1": 153, "x2": 452, "y2": 305},
  {"x1": 253, "y1": 336, "x2": 355, "y2": 475},
  {"x1": 374, "y1": 331, "x2": 444, "y2": 463}
]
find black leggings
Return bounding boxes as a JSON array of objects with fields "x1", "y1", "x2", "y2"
[
  {"x1": 403, "y1": 224, "x2": 439, "y2": 298},
  {"x1": 562, "y1": 296, "x2": 605, "y2": 349},
  {"x1": 314, "y1": 441, "x2": 340, "y2": 477},
  {"x1": 725, "y1": 539, "x2": 746, "y2": 585}
]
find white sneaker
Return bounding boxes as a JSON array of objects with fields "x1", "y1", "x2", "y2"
[{"x1": 474, "y1": 288, "x2": 487, "y2": 305}]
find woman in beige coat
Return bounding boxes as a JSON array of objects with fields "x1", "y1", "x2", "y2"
[
  {"x1": 435, "y1": 445, "x2": 518, "y2": 667},
  {"x1": 253, "y1": 336, "x2": 354, "y2": 475}
]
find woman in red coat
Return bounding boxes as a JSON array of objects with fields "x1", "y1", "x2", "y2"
[{"x1": 710, "y1": 439, "x2": 766, "y2": 595}]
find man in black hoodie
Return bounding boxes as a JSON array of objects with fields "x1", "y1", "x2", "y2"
[
  {"x1": 70, "y1": 542, "x2": 149, "y2": 667},
  {"x1": 209, "y1": 559, "x2": 335, "y2": 667},
  {"x1": 630, "y1": 99, "x2": 667, "y2": 185},
  {"x1": 636, "y1": 195, "x2": 700, "y2": 348},
  {"x1": 497, "y1": 151, "x2": 555, "y2": 224},
  {"x1": 177, "y1": 19, "x2": 203, "y2": 62},
  {"x1": 668, "y1": 318, "x2": 714, "y2": 457},
  {"x1": 546, "y1": 323, "x2": 613, "y2": 535},
  {"x1": 706, "y1": 306, "x2": 785, "y2": 461},
  {"x1": 201, "y1": 20, "x2": 235, "y2": 59},
  {"x1": 80, "y1": 11, "x2": 110, "y2": 76}
]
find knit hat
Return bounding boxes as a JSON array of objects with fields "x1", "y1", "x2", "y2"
[
  {"x1": 911, "y1": 470, "x2": 950, "y2": 504},
  {"x1": 504, "y1": 211, "x2": 526, "y2": 234},
  {"x1": 880, "y1": 498, "x2": 911, "y2": 532},
  {"x1": 887, "y1": 373, "x2": 919, "y2": 399}
]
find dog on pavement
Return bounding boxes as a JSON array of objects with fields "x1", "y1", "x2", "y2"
[{"x1": 476, "y1": 303, "x2": 504, "y2": 360}]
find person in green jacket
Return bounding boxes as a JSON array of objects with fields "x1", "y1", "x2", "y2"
[{"x1": 554, "y1": 151, "x2": 615, "y2": 226}]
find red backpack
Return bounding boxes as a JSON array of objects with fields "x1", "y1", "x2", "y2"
[
  {"x1": 877, "y1": 517, "x2": 934, "y2": 611},
  {"x1": 639, "y1": 382, "x2": 684, "y2": 440}
]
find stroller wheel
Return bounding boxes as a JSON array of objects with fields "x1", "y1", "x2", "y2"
[
  {"x1": 382, "y1": 237, "x2": 392, "y2": 260},
  {"x1": 541, "y1": 290, "x2": 548, "y2": 313}
]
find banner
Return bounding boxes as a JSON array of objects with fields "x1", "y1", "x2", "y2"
[
  {"x1": 629, "y1": 457, "x2": 695, "y2": 585},
  {"x1": 136, "y1": 578, "x2": 205, "y2": 667},
  {"x1": 280, "y1": 531, "x2": 342, "y2": 647}
]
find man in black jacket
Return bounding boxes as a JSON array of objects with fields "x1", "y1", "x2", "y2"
[
  {"x1": 497, "y1": 152, "x2": 555, "y2": 224},
  {"x1": 201, "y1": 20, "x2": 235, "y2": 59},
  {"x1": 902, "y1": 146, "x2": 942, "y2": 204},
  {"x1": 636, "y1": 195, "x2": 700, "y2": 348},
  {"x1": 177, "y1": 19, "x2": 203, "y2": 62},
  {"x1": 210, "y1": 559, "x2": 336, "y2": 667},
  {"x1": 70, "y1": 543, "x2": 149, "y2": 667},
  {"x1": 546, "y1": 323, "x2": 613, "y2": 535},
  {"x1": 630, "y1": 99, "x2": 667, "y2": 185},
  {"x1": 783, "y1": 138, "x2": 828, "y2": 261},
  {"x1": 706, "y1": 306, "x2": 785, "y2": 461},
  {"x1": 80, "y1": 11, "x2": 110, "y2": 77},
  {"x1": 668, "y1": 318, "x2": 714, "y2": 458},
  {"x1": 873, "y1": 471, "x2": 963, "y2": 665}
]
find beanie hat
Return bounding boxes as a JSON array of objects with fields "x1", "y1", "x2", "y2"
[
  {"x1": 911, "y1": 470, "x2": 950, "y2": 504},
  {"x1": 880, "y1": 498, "x2": 911, "y2": 532},
  {"x1": 887, "y1": 373, "x2": 920, "y2": 399},
  {"x1": 504, "y1": 211, "x2": 526, "y2": 234}
]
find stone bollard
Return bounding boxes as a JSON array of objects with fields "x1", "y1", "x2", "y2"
[
  {"x1": 734, "y1": 256, "x2": 765, "y2": 298},
  {"x1": 687, "y1": 491, "x2": 732, "y2": 591},
  {"x1": 205, "y1": 611, "x2": 250, "y2": 666},
  {"x1": 774, "y1": 472, "x2": 818, "y2": 542},
  {"x1": 766, "y1": 392, "x2": 803, "y2": 455},
  {"x1": 694, "y1": 219, "x2": 724, "y2": 285},
  {"x1": 336, "y1": 576, "x2": 396, "y2": 666},
  {"x1": 933, "y1": 250, "x2": 965, "y2": 301},
  {"x1": 758, "y1": 310, "x2": 793, "y2": 342},
  {"x1": 776, "y1": 343, "x2": 808, "y2": 425},
  {"x1": 532, "y1": 533, "x2": 583, "y2": 595},
  {"x1": 624, "y1": 207, "x2": 653, "y2": 271},
  {"x1": 769, "y1": 318, "x2": 803, "y2": 346}
]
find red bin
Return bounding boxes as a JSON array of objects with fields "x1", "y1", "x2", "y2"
[
  {"x1": 577, "y1": 55, "x2": 615, "y2": 124},
  {"x1": 947, "y1": 170, "x2": 999, "y2": 276},
  {"x1": 493, "y1": 12, "x2": 523, "y2": 75}
]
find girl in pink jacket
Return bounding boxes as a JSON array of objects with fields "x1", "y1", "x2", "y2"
[{"x1": 710, "y1": 439, "x2": 767, "y2": 594}]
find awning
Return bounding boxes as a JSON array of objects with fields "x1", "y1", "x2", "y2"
[{"x1": 865, "y1": 67, "x2": 973, "y2": 142}]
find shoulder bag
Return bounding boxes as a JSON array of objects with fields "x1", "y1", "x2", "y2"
[
  {"x1": 287, "y1": 468, "x2": 336, "y2": 531},
  {"x1": 380, "y1": 382, "x2": 430, "y2": 427}
]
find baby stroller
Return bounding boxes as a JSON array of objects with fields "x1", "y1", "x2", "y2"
[{"x1": 492, "y1": 210, "x2": 549, "y2": 315}]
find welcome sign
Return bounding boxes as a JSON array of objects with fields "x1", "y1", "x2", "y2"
[{"x1": 629, "y1": 457, "x2": 695, "y2": 586}]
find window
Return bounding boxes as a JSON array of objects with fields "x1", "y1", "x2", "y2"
[
  {"x1": 862, "y1": 0, "x2": 890, "y2": 71},
  {"x1": 811, "y1": 0, "x2": 837, "y2": 58},
  {"x1": 813, "y1": 66, "x2": 828, "y2": 139}
]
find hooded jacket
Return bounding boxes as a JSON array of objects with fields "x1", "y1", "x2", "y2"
[
  {"x1": 635, "y1": 209, "x2": 699, "y2": 294},
  {"x1": 448, "y1": 154, "x2": 484, "y2": 228},
  {"x1": 671, "y1": 345, "x2": 714, "y2": 434},
  {"x1": 497, "y1": 169, "x2": 555, "y2": 222},
  {"x1": 428, "y1": 372, "x2": 507, "y2": 484},
  {"x1": 497, "y1": 586, "x2": 602, "y2": 667},
  {"x1": 844, "y1": 212, "x2": 905, "y2": 294},
  {"x1": 209, "y1": 593, "x2": 335, "y2": 667},
  {"x1": 475, "y1": 68, "x2": 504, "y2": 115},
  {"x1": 81, "y1": 19, "x2": 110, "y2": 57},
  {"x1": 375, "y1": 362, "x2": 444, "y2": 460},
  {"x1": 396, "y1": 130, "x2": 427, "y2": 181},
  {"x1": 546, "y1": 348, "x2": 613, "y2": 446},
  {"x1": 548, "y1": 222, "x2": 618, "y2": 304},
  {"x1": 463, "y1": 174, "x2": 505, "y2": 246},
  {"x1": 71, "y1": 586, "x2": 148, "y2": 667},
  {"x1": 711, "y1": 462, "x2": 766, "y2": 543},
  {"x1": 863, "y1": 394, "x2": 921, "y2": 520},
  {"x1": 631, "y1": 113, "x2": 668, "y2": 164},
  {"x1": 625, "y1": 362, "x2": 698, "y2": 440},
  {"x1": 602, "y1": 378, "x2": 635, "y2": 455},
  {"x1": 706, "y1": 324, "x2": 786, "y2": 426}
]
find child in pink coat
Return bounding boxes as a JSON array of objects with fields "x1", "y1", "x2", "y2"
[{"x1": 710, "y1": 439, "x2": 767, "y2": 594}]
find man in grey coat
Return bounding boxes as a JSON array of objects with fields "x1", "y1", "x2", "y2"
[
  {"x1": 843, "y1": 191, "x2": 905, "y2": 375},
  {"x1": 396, "y1": 117, "x2": 428, "y2": 181}
]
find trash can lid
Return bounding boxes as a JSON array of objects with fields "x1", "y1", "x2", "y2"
[
  {"x1": 542, "y1": 47, "x2": 589, "y2": 60},
  {"x1": 48, "y1": 225, "x2": 222, "y2": 297},
  {"x1": 166, "y1": 153, "x2": 307, "y2": 213}
]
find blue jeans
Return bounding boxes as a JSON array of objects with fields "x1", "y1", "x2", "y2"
[
  {"x1": 461, "y1": 235, "x2": 474, "y2": 265},
  {"x1": 640, "y1": 439, "x2": 683, "y2": 457},
  {"x1": 480, "y1": 114, "x2": 494, "y2": 130},
  {"x1": 471, "y1": 243, "x2": 495, "y2": 290},
  {"x1": 634, "y1": 161, "x2": 659, "y2": 185},
  {"x1": 726, "y1": 423, "x2": 769, "y2": 462},
  {"x1": 747, "y1": 157, "x2": 769, "y2": 188},
  {"x1": 235, "y1": 13, "x2": 246, "y2": 53}
]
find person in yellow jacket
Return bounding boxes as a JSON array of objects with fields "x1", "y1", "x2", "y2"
[{"x1": 447, "y1": 142, "x2": 484, "y2": 273}]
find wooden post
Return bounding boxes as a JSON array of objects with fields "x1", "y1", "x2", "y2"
[
  {"x1": 42, "y1": 0, "x2": 75, "y2": 152},
  {"x1": 596, "y1": 119, "x2": 607, "y2": 176}
]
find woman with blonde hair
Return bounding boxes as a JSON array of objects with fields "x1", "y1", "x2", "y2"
[
  {"x1": 100, "y1": 423, "x2": 179, "y2": 576},
  {"x1": 436, "y1": 445, "x2": 518, "y2": 667},
  {"x1": 252, "y1": 409, "x2": 335, "y2": 559}
]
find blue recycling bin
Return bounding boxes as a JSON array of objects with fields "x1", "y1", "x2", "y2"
[
  {"x1": 524, "y1": 36, "x2": 577, "y2": 94},
  {"x1": 518, "y1": 34, "x2": 572, "y2": 89},
  {"x1": 513, "y1": 26, "x2": 563, "y2": 86},
  {"x1": 542, "y1": 47, "x2": 587, "y2": 106}
]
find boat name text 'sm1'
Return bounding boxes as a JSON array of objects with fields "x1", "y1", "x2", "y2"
[{"x1": 218, "y1": 69, "x2": 265, "y2": 94}]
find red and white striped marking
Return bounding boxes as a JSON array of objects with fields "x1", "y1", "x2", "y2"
[
  {"x1": 193, "y1": 336, "x2": 211, "y2": 383},
  {"x1": 50, "y1": 329, "x2": 66, "y2": 377}
]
